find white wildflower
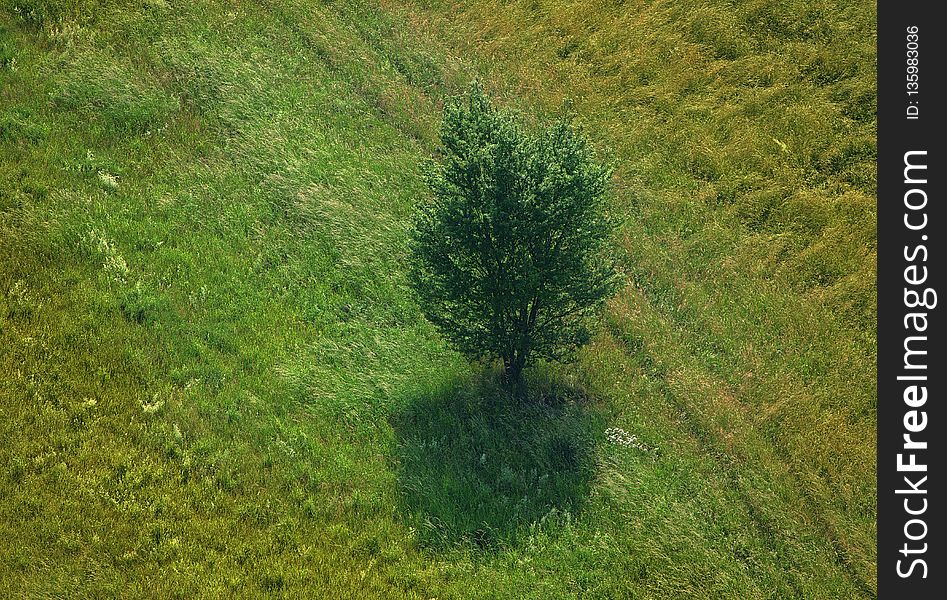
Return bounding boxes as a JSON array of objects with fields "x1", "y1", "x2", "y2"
[
  {"x1": 97, "y1": 170, "x2": 119, "y2": 190},
  {"x1": 141, "y1": 392, "x2": 164, "y2": 414},
  {"x1": 605, "y1": 427, "x2": 656, "y2": 453},
  {"x1": 83, "y1": 228, "x2": 130, "y2": 282},
  {"x1": 103, "y1": 252, "x2": 129, "y2": 282}
]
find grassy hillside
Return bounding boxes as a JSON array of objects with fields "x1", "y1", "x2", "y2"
[
  {"x1": 1, "y1": 0, "x2": 875, "y2": 598},
  {"x1": 383, "y1": 0, "x2": 878, "y2": 589}
]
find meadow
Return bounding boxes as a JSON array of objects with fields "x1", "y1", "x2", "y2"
[{"x1": 1, "y1": 0, "x2": 875, "y2": 597}]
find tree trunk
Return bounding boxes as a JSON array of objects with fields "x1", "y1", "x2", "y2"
[
  {"x1": 503, "y1": 299, "x2": 538, "y2": 388},
  {"x1": 502, "y1": 352, "x2": 527, "y2": 391},
  {"x1": 504, "y1": 300, "x2": 537, "y2": 390}
]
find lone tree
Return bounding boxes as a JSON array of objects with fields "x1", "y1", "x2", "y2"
[{"x1": 409, "y1": 84, "x2": 620, "y2": 386}]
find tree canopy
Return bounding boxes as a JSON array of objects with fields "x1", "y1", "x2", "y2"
[{"x1": 409, "y1": 84, "x2": 620, "y2": 385}]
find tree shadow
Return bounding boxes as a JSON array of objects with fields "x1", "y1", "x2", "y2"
[{"x1": 389, "y1": 369, "x2": 602, "y2": 551}]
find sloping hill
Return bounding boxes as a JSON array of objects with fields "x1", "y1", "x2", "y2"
[
  {"x1": 385, "y1": 0, "x2": 878, "y2": 590},
  {"x1": 1, "y1": 0, "x2": 875, "y2": 597}
]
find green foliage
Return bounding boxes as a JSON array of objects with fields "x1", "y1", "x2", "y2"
[
  {"x1": 50, "y1": 49, "x2": 179, "y2": 132},
  {"x1": 0, "y1": 30, "x2": 15, "y2": 69},
  {"x1": 7, "y1": 0, "x2": 98, "y2": 27},
  {"x1": 392, "y1": 371, "x2": 599, "y2": 549},
  {"x1": 1, "y1": 0, "x2": 877, "y2": 597},
  {"x1": 119, "y1": 281, "x2": 164, "y2": 325},
  {"x1": 410, "y1": 84, "x2": 619, "y2": 382}
]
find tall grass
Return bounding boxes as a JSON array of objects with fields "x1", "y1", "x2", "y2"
[
  {"x1": 1, "y1": 0, "x2": 876, "y2": 597},
  {"x1": 386, "y1": 0, "x2": 877, "y2": 593}
]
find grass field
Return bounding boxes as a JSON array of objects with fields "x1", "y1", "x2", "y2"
[{"x1": 1, "y1": 0, "x2": 875, "y2": 597}]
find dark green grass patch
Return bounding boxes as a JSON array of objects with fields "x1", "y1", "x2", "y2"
[{"x1": 392, "y1": 371, "x2": 601, "y2": 550}]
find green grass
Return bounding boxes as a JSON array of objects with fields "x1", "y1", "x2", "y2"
[{"x1": 1, "y1": 0, "x2": 875, "y2": 597}]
